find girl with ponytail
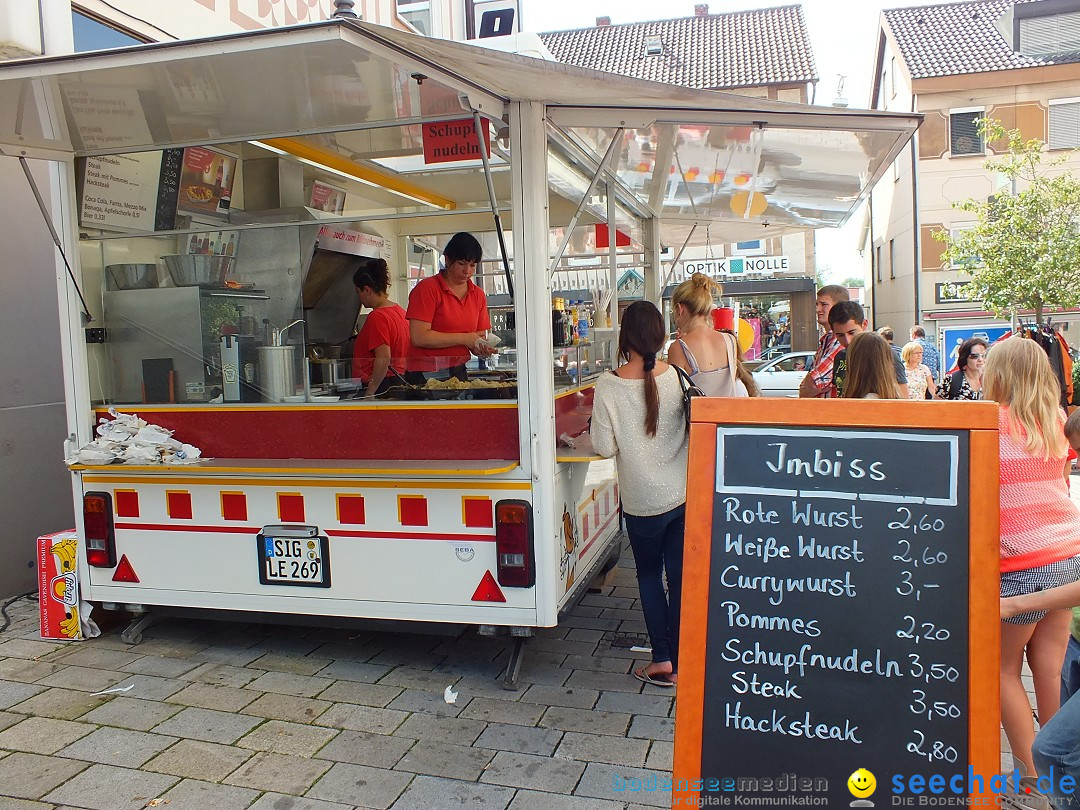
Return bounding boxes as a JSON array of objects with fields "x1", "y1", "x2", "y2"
[{"x1": 589, "y1": 301, "x2": 688, "y2": 687}]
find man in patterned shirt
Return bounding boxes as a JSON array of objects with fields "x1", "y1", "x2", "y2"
[{"x1": 798, "y1": 285, "x2": 849, "y2": 398}]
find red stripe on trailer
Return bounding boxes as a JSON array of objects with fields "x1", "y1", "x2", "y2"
[
  {"x1": 277, "y1": 493, "x2": 305, "y2": 523},
  {"x1": 166, "y1": 491, "x2": 192, "y2": 520},
  {"x1": 114, "y1": 522, "x2": 495, "y2": 542},
  {"x1": 579, "y1": 509, "x2": 619, "y2": 557},
  {"x1": 114, "y1": 490, "x2": 140, "y2": 518},
  {"x1": 221, "y1": 492, "x2": 247, "y2": 521}
]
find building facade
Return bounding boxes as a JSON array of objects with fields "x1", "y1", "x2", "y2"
[{"x1": 865, "y1": 0, "x2": 1080, "y2": 346}]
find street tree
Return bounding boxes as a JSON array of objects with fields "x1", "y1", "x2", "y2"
[{"x1": 935, "y1": 119, "x2": 1080, "y2": 324}]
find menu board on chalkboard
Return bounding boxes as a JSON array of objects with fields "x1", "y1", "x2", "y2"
[{"x1": 674, "y1": 400, "x2": 999, "y2": 809}]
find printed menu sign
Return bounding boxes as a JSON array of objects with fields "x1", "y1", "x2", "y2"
[
  {"x1": 80, "y1": 152, "x2": 160, "y2": 231},
  {"x1": 673, "y1": 401, "x2": 999, "y2": 808}
]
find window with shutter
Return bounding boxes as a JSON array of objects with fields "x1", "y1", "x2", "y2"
[
  {"x1": 1049, "y1": 99, "x2": 1080, "y2": 150},
  {"x1": 949, "y1": 110, "x2": 984, "y2": 156}
]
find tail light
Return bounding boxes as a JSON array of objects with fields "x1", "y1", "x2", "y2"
[
  {"x1": 495, "y1": 499, "x2": 534, "y2": 587},
  {"x1": 83, "y1": 492, "x2": 116, "y2": 568}
]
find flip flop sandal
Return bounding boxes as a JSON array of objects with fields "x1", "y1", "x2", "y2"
[{"x1": 633, "y1": 666, "x2": 676, "y2": 688}]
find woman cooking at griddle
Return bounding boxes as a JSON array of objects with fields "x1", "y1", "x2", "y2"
[
  {"x1": 404, "y1": 232, "x2": 496, "y2": 385},
  {"x1": 352, "y1": 258, "x2": 409, "y2": 398}
]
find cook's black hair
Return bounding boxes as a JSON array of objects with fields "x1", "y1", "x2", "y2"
[
  {"x1": 443, "y1": 232, "x2": 483, "y2": 265},
  {"x1": 352, "y1": 258, "x2": 390, "y2": 294}
]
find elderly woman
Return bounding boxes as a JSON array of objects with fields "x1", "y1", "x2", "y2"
[
  {"x1": 938, "y1": 337, "x2": 988, "y2": 400},
  {"x1": 901, "y1": 341, "x2": 937, "y2": 400}
]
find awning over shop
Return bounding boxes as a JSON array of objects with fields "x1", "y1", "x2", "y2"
[{"x1": 0, "y1": 18, "x2": 919, "y2": 244}]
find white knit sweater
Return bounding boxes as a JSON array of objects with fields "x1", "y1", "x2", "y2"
[{"x1": 590, "y1": 366, "x2": 688, "y2": 517}]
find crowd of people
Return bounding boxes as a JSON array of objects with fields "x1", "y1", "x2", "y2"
[{"x1": 585, "y1": 275, "x2": 1080, "y2": 807}]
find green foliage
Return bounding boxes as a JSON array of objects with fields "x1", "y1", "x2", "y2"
[
  {"x1": 934, "y1": 119, "x2": 1080, "y2": 324},
  {"x1": 840, "y1": 276, "x2": 865, "y2": 288}
]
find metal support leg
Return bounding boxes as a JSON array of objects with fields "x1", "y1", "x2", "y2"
[
  {"x1": 120, "y1": 612, "x2": 155, "y2": 645},
  {"x1": 501, "y1": 636, "x2": 528, "y2": 690}
]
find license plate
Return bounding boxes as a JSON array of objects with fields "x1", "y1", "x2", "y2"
[{"x1": 256, "y1": 530, "x2": 331, "y2": 588}]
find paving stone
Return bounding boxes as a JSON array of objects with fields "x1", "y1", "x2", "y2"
[
  {"x1": 112, "y1": 673, "x2": 187, "y2": 701},
  {"x1": 386, "y1": 688, "x2": 469, "y2": 717},
  {"x1": 0, "y1": 659, "x2": 61, "y2": 684},
  {"x1": 237, "y1": 719, "x2": 338, "y2": 757},
  {"x1": 309, "y1": 641, "x2": 382, "y2": 664},
  {"x1": 245, "y1": 671, "x2": 333, "y2": 698},
  {"x1": 79, "y1": 697, "x2": 182, "y2": 731},
  {"x1": 366, "y1": 649, "x2": 444, "y2": 672},
  {"x1": 564, "y1": 669, "x2": 645, "y2": 694},
  {"x1": 8, "y1": 687, "x2": 109, "y2": 720},
  {"x1": 128, "y1": 638, "x2": 209, "y2": 659},
  {"x1": 0, "y1": 798, "x2": 56, "y2": 810},
  {"x1": 314, "y1": 703, "x2": 409, "y2": 735},
  {"x1": 627, "y1": 714, "x2": 674, "y2": 742},
  {"x1": 391, "y1": 740, "x2": 494, "y2": 780},
  {"x1": 575, "y1": 762, "x2": 670, "y2": 807},
  {"x1": 0, "y1": 752, "x2": 90, "y2": 800},
  {"x1": 247, "y1": 653, "x2": 332, "y2": 676},
  {"x1": 154, "y1": 777, "x2": 260, "y2": 810},
  {"x1": 312, "y1": 659, "x2": 392, "y2": 683},
  {"x1": 562, "y1": 654, "x2": 634, "y2": 674},
  {"x1": 119, "y1": 655, "x2": 200, "y2": 678},
  {"x1": 377, "y1": 667, "x2": 457, "y2": 692},
  {"x1": 539, "y1": 706, "x2": 631, "y2": 736},
  {"x1": 507, "y1": 791, "x2": 626, "y2": 810},
  {"x1": 0, "y1": 640, "x2": 68, "y2": 660},
  {"x1": 316, "y1": 680, "x2": 402, "y2": 707},
  {"x1": 54, "y1": 725, "x2": 176, "y2": 767},
  {"x1": 248, "y1": 636, "x2": 327, "y2": 657},
  {"x1": 182, "y1": 662, "x2": 260, "y2": 688},
  {"x1": 564, "y1": 628, "x2": 607, "y2": 644},
  {"x1": 517, "y1": 655, "x2": 575, "y2": 687},
  {"x1": 248, "y1": 793, "x2": 354, "y2": 810},
  {"x1": 240, "y1": 692, "x2": 331, "y2": 723},
  {"x1": 561, "y1": 616, "x2": 622, "y2": 632},
  {"x1": 645, "y1": 740, "x2": 673, "y2": 770},
  {"x1": 448, "y1": 675, "x2": 526, "y2": 702},
  {"x1": 188, "y1": 646, "x2": 266, "y2": 667},
  {"x1": 50, "y1": 646, "x2": 142, "y2": 671},
  {"x1": 167, "y1": 682, "x2": 261, "y2": 712},
  {"x1": 153, "y1": 706, "x2": 262, "y2": 744},
  {"x1": 579, "y1": 594, "x2": 636, "y2": 611},
  {"x1": 459, "y1": 697, "x2": 544, "y2": 727},
  {"x1": 555, "y1": 731, "x2": 649, "y2": 767},
  {"x1": 306, "y1": 762, "x2": 412, "y2": 809},
  {"x1": 430, "y1": 655, "x2": 506, "y2": 679},
  {"x1": 594, "y1": 690, "x2": 673, "y2": 718},
  {"x1": 0, "y1": 711, "x2": 24, "y2": 732},
  {"x1": 143, "y1": 738, "x2": 254, "y2": 781},
  {"x1": 519, "y1": 683, "x2": 599, "y2": 710},
  {"x1": 392, "y1": 714, "x2": 486, "y2": 746},
  {"x1": 0, "y1": 717, "x2": 94, "y2": 754},
  {"x1": 598, "y1": 608, "x2": 643, "y2": 622},
  {"x1": 474, "y1": 722, "x2": 563, "y2": 756},
  {"x1": 389, "y1": 774, "x2": 514, "y2": 810},
  {"x1": 224, "y1": 751, "x2": 333, "y2": 794},
  {"x1": 479, "y1": 750, "x2": 586, "y2": 793},
  {"x1": 41, "y1": 763, "x2": 179, "y2": 810},
  {"x1": 314, "y1": 730, "x2": 415, "y2": 769},
  {"x1": 0, "y1": 681, "x2": 45, "y2": 710}
]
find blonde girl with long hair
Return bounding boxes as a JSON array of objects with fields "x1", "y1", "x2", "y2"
[
  {"x1": 667, "y1": 273, "x2": 746, "y2": 397},
  {"x1": 841, "y1": 332, "x2": 903, "y2": 399},
  {"x1": 984, "y1": 337, "x2": 1080, "y2": 778}
]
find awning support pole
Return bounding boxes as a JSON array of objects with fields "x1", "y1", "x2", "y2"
[
  {"x1": 548, "y1": 128, "x2": 624, "y2": 278},
  {"x1": 663, "y1": 224, "x2": 698, "y2": 289},
  {"x1": 472, "y1": 110, "x2": 514, "y2": 300}
]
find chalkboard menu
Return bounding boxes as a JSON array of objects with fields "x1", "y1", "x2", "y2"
[
  {"x1": 155, "y1": 148, "x2": 184, "y2": 231},
  {"x1": 674, "y1": 400, "x2": 999, "y2": 808}
]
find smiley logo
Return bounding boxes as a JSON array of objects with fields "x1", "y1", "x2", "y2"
[{"x1": 847, "y1": 768, "x2": 876, "y2": 799}]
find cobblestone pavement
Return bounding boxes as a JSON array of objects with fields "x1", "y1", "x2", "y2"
[{"x1": 0, "y1": 549, "x2": 677, "y2": 810}]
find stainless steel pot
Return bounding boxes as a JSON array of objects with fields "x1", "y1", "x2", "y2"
[
  {"x1": 257, "y1": 345, "x2": 296, "y2": 402},
  {"x1": 106, "y1": 263, "x2": 161, "y2": 290}
]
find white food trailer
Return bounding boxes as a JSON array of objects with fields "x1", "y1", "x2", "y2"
[{"x1": 0, "y1": 18, "x2": 917, "y2": 684}]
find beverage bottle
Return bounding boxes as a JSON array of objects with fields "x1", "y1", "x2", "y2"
[
  {"x1": 577, "y1": 302, "x2": 589, "y2": 344},
  {"x1": 571, "y1": 301, "x2": 580, "y2": 344}
]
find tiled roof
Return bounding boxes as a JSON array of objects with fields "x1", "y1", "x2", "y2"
[
  {"x1": 884, "y1": 0, "x2": 1080, "y2": 79},
  {"x1": 539, "y1": 5, "x2": 817, "y2": 91}
]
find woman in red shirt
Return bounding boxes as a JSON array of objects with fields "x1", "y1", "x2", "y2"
[
  {"x1": 404, "y1": 232, "x2": 496, "y2": 384},
  {"x1": 352, "y1": 259, "x2": 409, "y2": 398}
]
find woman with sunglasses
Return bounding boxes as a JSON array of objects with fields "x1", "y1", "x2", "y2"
[{"x1": 938, "y1": 337, "x2": 989, "y2": 400}]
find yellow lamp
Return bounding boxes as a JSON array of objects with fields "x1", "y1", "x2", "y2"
[{"x1": 729, "y1": 191, "x2": 767, "y2": 218}]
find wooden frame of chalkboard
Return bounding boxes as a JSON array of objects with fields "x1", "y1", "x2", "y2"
[{"x1": 674, "y1": 398, "x2": 1000, "y2": 807}]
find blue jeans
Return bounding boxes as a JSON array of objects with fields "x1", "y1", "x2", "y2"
[
  {"x1": 624, "y1": 503, "x2": 686, "y2": 670},
  {"x1": 1034, "y1": 636, "x2": 1080, "y2": 806}
]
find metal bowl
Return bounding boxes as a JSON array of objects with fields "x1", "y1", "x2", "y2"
[
  {"x1": 163, "y1": 254, "x2": 235, "y2": 287},
  {"x1": 105, "y1": 263, "x2": 161, "y2": 290}
]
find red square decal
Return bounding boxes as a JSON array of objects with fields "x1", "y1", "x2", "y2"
[
  {"x1": 463, "y1": 497, "x2": 493, "y2": 528},
  {"x1": 278, "y1": 493, "x2": 305, "y2": 523},
  {"x1": 166, "y1": 491, "x2": 192, "y2": 520},
  {"x1": 114, "y1": 490, "x2": 139, "y2": 518},
  {"x1": 399, "y1": 496, "x2": 428, "y2": 527},
  {"x1": 221, "y1": 492, "x2": 247, "y2": 521},
  {"x1": 338, "y1": 494, "x2": 366, "y2": 524}
]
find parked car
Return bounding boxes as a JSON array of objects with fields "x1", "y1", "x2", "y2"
[{"x1": 751, "y1": 350, "x2": 815, "y2": 397}]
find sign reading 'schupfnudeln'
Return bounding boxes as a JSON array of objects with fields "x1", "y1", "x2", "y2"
[{"x1": 673, "y1": 399, "x2": 1000, "y2": 809}]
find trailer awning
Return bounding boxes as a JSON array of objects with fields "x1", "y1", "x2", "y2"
[{"x1": 0, "y1": 19, "x2": 919, "y2": 241}]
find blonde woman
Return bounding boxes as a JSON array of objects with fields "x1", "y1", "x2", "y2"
[
  {"x1": 901, "y1": 341, "x2": 937, "y2": 400},
  {"x1": 840, "y1": 332, "x2": 902, "y2": 399},
  {"x1": 666, "y1": 273, "x2": 746, "y2": 397},
  {"x1": 986, "y1": 338, "x2": 1080, "y2": 778}
]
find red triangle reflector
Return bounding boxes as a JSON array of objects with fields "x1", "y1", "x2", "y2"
[
  {"x1": 112, "y1": 554, "x2": 140, "y2": 583},
  {"x1": 471, "y1": 570, "x2": 506, "y2": 603}
]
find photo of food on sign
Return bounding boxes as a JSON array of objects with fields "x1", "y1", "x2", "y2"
[{"x1": 177, "y1": 146, "x2": 236, "y2": 219}]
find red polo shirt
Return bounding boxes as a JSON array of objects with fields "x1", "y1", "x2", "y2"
[
  {"x1": 405, "y1": 273, "x2": 490, "y2": 372},
  {"x1": 352, "y1": 303, "x2": 409, "y2": 382}
]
